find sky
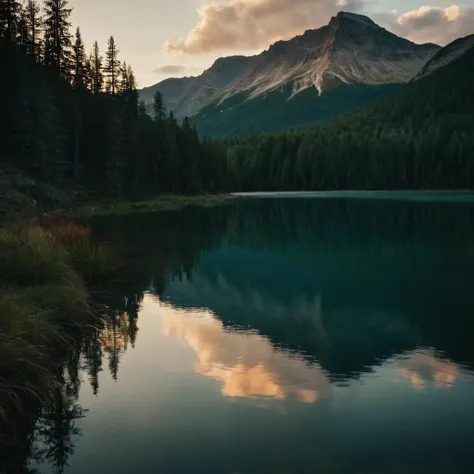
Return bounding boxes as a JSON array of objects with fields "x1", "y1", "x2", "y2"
[{"x1": 70, "y1": 0, "x2": 474, "y2": 87}]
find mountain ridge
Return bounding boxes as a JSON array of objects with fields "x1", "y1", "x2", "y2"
[
  {"x1": 141, "y1": 11, "x2": 440, "y2": 135},
  {"x1": 413, "y1": 34, "x2": 474, "y2": 81}
]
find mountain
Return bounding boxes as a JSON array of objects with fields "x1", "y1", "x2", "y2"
[
  {"x1": 413, "y1": 34, "x2": 474, "y2": 81},
  {"x1": 140, "y1": 56, "x2": 254, "y2": 119},
  {"x1": 215, "y1": 12, "x2": 438, "y2": 100},
  {"x1": 223, "y1": 37, "x2": 474, "y2": 192},
  {"x1": 141, "y1": 12, "x2": 439, "y2": 136}
]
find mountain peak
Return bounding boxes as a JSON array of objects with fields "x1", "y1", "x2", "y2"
[
  {"x1": 331, "y1": 11, "x2": 377, "y2": 26},
  {"x1": 141, "y1": 12, "x2": 440, "y2": 124}
]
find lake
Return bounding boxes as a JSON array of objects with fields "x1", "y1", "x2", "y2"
[{"x1": 27, "y1": 194, "x2": 474, "y2": 474}]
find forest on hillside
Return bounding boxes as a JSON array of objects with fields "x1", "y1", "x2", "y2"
[
  {"x1": 0, "y1": 0, "x2": 227, "y2": 197},
  {"x1": 223, "y1": 47, "x2": 474, "y2": 191}
]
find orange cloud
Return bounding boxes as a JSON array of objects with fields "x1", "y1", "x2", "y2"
[
  {"x1": 160, "y1": 303, "x2": 331, "y2": 403},
  {"x1": 164, "y1": 0, "x2": 363, "y2": 55}
]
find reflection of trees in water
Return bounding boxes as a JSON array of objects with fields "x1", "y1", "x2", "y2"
[
  {"x1": 80, "y1": 292, "x2": 141, "y2": 389},
  {"x1": 0, "y1": 294, "x2": 143, "y2": 473},
  {"x1": 32, "y1": 367, "x2": 87, "y2": 474}
]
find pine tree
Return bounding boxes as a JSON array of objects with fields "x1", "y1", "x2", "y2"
[
  {"x1": 153, "y1": 90, "x2": 166, "y2": 122},
  {"x1": 43, "y1": 0, "x2": 72, "y2": 78},
  {"x1": 119, "y1": 61, "x2": 136, "y2": 94},
  {"x1": 104, "y1": 35, "x2": 119, "y2": 95},
  {"x1": 0, "y1": 0, "x2": 22, "y2": 42},
  {"x1": 168, "y1": 110, "x2": 177, "y2": 126},
  {"x1": 90, "y1": 40, "x2": 103, "y2": 94},
  {"x1": 16, "y1": 4, "x2": 29, "y2": 47},
  {"x1": 25, "y1": 0, "x2": 42, "y2": 59},
  {"x1": 127, "y1": 64, "x2": 136, "y2": 91},
  {"x1": 71, "y1": 27, "x2": 86, "y2": 88},
  {"x1": 83, "y1": 55, "x2": 92, "y2": 91}
]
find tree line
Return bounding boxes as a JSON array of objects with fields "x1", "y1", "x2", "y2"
[{"x1": 0, "y1": 0, "x2": 227, "y2": 197}]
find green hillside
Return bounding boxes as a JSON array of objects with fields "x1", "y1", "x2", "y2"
[
  {"x1": 194, "y1": 83, "x2": 401, "y2": 138},
  {"x1": 222, "y1": 47, "x2": 474, "y2": 191}
]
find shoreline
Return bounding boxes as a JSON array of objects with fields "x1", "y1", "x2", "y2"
[{"x1": 73, "y1": 193, "x2": 236, "y2": 217}]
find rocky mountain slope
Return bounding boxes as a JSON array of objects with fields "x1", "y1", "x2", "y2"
[
  {"x1": 216, "y1": 12, "x2": 438, "y2": 100},
  {"x1": 141, "y1": 11, "x2": 440, "y2": 136},
  {"x1": 413, "y1": 34, "x2": 474, "y2": 81},
  {"x1": 140, "y1": 56, "x2": 254, "y2": 119}
]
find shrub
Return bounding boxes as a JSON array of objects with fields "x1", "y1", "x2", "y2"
[
  {"x1": 0, "y1": 292, "x2": 58, "y2": 423},
  {"x1": 38, "y1": 214, "x2": 91, "y2": 246},
  {"x1": 0, "y1": 227, "x2": 81, "y2": 288},
  {"x1": 67, "y1": 240, "x2": 121, "y2": 283},
  {"x1": 34, "y1": 214, "x2": 120, "y2": 282}
]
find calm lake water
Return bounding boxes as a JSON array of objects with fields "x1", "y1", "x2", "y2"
[{"x1": 29, "y1": 194, "x2": 474, "y2": 474}]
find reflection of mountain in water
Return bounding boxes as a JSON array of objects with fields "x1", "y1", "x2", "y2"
[
  {"x1": 163, "y1": 272, "x2": 418, "y2": 380},
  {"x1": 92, "y1": 197, "x2": 474, "y2": 380},
  {"x1": 156, "y1": 296, "x2": 474, "y2": 404}
]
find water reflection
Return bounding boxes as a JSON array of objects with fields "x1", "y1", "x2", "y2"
[
  {"x1": 3, "y1": 196, "x2": 474, "y2": 473},
  {"x1": 159, "y1": 299, "x2": 331, "y2": 403},
  {"x1": 396, "y1": 350, "x2": 469, "y2": 391}
]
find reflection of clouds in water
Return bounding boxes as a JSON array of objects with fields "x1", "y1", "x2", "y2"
[
  {"x1": 159, "y1": 301, "x2": 330, "y2": 403},
  {"x1": 396, "y1": 350, "x2": 464, "y2": 391}
]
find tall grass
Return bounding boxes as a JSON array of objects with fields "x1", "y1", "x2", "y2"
[{"x1": 0, "y1": 215, "x2": 120, "y2": 437}]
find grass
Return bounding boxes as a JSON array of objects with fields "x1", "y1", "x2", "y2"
[
  {"x1": 75, "y1": 193, "x2": 235, "y2": 216},
  {"x1": 0, "y1": 215, "x2": 120, "y2": 431}
]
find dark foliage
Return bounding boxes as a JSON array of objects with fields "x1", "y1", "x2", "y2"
[
  {"x1": 0, "y1": 0, "x2": 226, "y2": 198},
  {"x1": 194, "y1": 83, "x2": 401, "y2": 138}
]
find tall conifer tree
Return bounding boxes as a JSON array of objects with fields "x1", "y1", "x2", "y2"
[
  {"x1": 105, "y1": 35, "x2": 119, "y2": 94},
  {"x1": 71, "y1": 27, "x2": 86, "y2": 88},
  {"x1": 43, "y1": 0, "x2": 72, "y2": 78},
  {"x1": 0, "y1": 0, "x2": 22, "y2": 41},
  {"x1": 90, "y1": 40, "x2": 103, "y2": 94},
  {"x1": 25, "y1": 0, "x2": 42, "y2": 59}
]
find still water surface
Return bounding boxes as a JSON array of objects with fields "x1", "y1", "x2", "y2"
[{"x1": 31, "y1": 194, "x2": 474, "y2": 474}]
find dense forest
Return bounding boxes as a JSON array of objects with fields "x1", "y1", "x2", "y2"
[
  {"x1": 194, "y1": 83, "x2": 401, "y2": 138},
  {"x1": 223, "y1": 48, "x2": 474, "y2": 191},
  {"x1": 0, "y1": 0, "x2": 227, "y2": 197}
]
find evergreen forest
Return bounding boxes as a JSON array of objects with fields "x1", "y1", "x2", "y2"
[
  {"x1": 223, "y1": 47, "x2": 474, "y2": 191},
  {"x1": 0, "y1": 0, "x2": 227, "y2": 197}
]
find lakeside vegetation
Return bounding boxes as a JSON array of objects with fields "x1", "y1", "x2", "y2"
[{"x1": 0, "y1": 216, "x2": 119, "y2": 458}]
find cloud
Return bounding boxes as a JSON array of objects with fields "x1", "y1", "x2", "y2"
[
  {"x1": 164, "y1": 0, "x2": 363, "y2": 55},
  {"x1": 164, "y1": 0, "x2": 474, "y2": 57},
  {"x1": 153, "y1": 64, "x2": 202, "y2": 75},
  {"x1": 378, "y1": 5, "x2": 474, "y2": 45}
]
